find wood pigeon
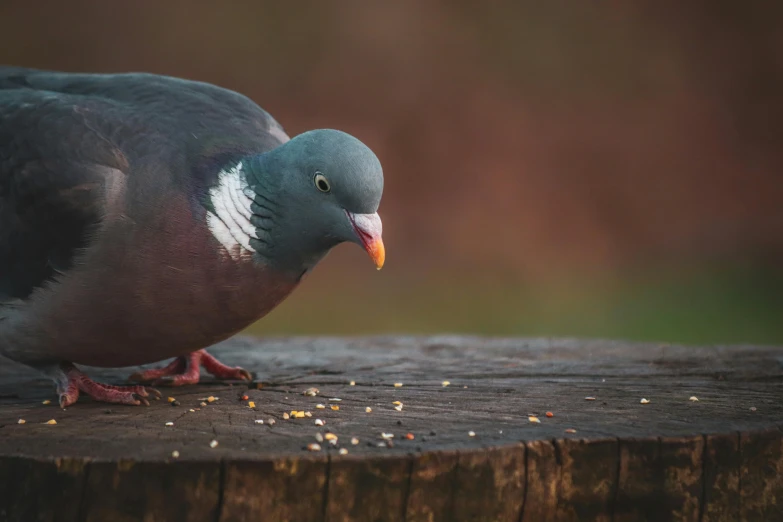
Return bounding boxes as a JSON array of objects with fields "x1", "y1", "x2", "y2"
[{"x1": 0, "y1": 67, "x2": 385, "y2": 407}]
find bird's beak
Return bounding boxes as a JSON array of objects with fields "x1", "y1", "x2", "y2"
[{"x1": 346, "y1": 211, "x2": 385, "y2": 270}]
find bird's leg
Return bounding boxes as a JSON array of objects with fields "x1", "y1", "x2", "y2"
[
  {"x1": 129, "y1": 349, "x2": 251, "y2": 386},
  {"x1": 57, "y1": 363, "x2": 161, "y2": 408}
]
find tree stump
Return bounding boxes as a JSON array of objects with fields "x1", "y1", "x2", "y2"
[{"x1": 1, "y1": 336, "x2": 782, "y2": 522}]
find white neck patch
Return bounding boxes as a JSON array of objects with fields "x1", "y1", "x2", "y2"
[{"x1": 206, "y1": 163, "x2": 257, "y2": 261}]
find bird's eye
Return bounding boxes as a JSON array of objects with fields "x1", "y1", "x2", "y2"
[{"x1": 314, "y1": 172, "x2": 331, "y2": 193}]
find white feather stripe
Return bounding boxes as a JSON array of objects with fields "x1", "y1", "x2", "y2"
[
  {"x1": 206, "y1": 164, "x2": 259, "y2": 260},
  {"x1": 221, "y1": 176, "x2": 257, "y2": 240}
]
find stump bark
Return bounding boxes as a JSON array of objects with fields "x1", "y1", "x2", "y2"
[{"x1": 1, "y1": 336, "x2": 782, "y2": 521}]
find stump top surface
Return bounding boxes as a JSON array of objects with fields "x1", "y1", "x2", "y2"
[{"x1": 1, "y1": 336, "x2": 782, "y2": 461}]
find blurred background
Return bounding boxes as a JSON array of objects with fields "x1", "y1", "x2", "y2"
[{"x1": 1, "y1": 1, "x2": 781, "y2": 344}]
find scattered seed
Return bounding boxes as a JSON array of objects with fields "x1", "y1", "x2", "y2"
[
  {"x1": 351, "y1": 437, "x2": 360, "y2": 445},
  {"x1": 189, "y1": 408, "x2": 195, "y2": 413},
  {"x1": 585, "y1": 396, "x2": 596, "y2": 401},
  {"x1": 349, "y1": 381, "x2": 356, "y2": 386},
  {"x1": 324, "y1": 433, "x2": 337, "y2": 441},
  {"x1": 565, "y1": 428, "x2": 577, "y2": 434},
  {"x1": 200, "y1": 402, "x2": 207, "y2": 407},
  {"x1": 304, "y1": 411, "x2": 313, "y2": 418},
  {"x1": 295, "y1": 412, "x2": 306, "y2": 418},
  {"x1": 331, "y1": 405, "x2": 340, "y2": 411},
  {"x1": 171, "y1": 450, "x2": 180, "y2": 458},
  {"x1": 254, "y1": 419, "x2": 264, "y2": 425},
  {"x1": 328, "y1": 398, "x2": 342, "y2": 402},
  {"x1": 267, "y1": 419, "x2": 276, "y2": 426},
  {"x1": 339, "y1": 448, "x2": 349, "y2": 455},
  {"x1": 209, "y1": 440, "x2": 219, "y2": 448},
  {"x1": 545, "y1": 411, "x2": 554, "y2": 418},
  {"x1": 42, "y1": 400, "x2": 51, "y2": 405},
  {"x1": 689, "y1": 396, "x2": 699, "y2": 402},
  {"x1": 750, "y1": 407, "x2": 757, "y2": 412},
  {"x1": 315, "y1": 433, "x2": 324, "y2": 442},
  {"x1": 207, "y1": 396, "x2": 217, "y2": 403},
  {"x1": 303, "y1": 387, "x2": 319, "y2": 397},
  {"x1": 365, "y1": 407, "x2": 373, "y2": 413},
  {"x1": 442, "y1": 380, "x2": 451, "y2": 387},
  {"x1": 529, "y1": 416, "x2": 541, "y2": 424},
  {"x1": 165, "y1": 422, "x2": 174, "y2": 427},
  {"x1": 393, "y1": 382, "x2": 403, "y2": 388},
  {"x1": 314, "y1": 419, "x2": 324, "y2": 426},
  {"x1": 307, "y1": 443, "x2": 322, "y2": 452},
  {"x1": 167, "y1": 397, "x2": 176, "y2": 403},
  {"x1": 241, "y1": 395, "x2": 249, "y2": 401},
  {"x1": 405, "y1": 433, "x2": 415, "y2": 440},
  {"x1": 392, "y1": 401, "x2": 402, "y2": 406},
  {"x1": 463, "y1": 385, "x2": 468, "y2": 388},
  {"x1": 17, "y1": 419, "x2": 25, "y2": 424},
  {"x1": 394, "y1": 404, "x2": 403, "y2": 412},
  {"x1": 468, "y1": 431, "x2": 476, "y2": 437},
  {"x1": 381, "y1": 432, "x2": 394, "y2": 440},
  {"x1": 377, "y1": 442, "x2": 389, "y2": 447},
  {"x1": 283, "y1": 413, "x2": 290, "y2": 420},
  {"x1": 316, "y1": 404, "x2": 326, "y2": 409},
  {"x1": 248, "y1": 401, "x2": 256, "y2": 408},
  {"x1": 640, "y1": 398, "x2": 650, "y2": 404},
  {"x1": 45, "y1": 419, "x2": 57, "y2": 425}
]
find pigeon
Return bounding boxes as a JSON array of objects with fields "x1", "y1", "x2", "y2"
[{"x1": 0, "y1": 67, "x2": 384, "y2": 407}]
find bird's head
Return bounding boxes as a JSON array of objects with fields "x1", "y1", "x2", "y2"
[{"x1": 239, "y1": 129, "x2": 384, "y2": 275}]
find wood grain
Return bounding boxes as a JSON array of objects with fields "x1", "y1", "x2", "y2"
[{"x1": 1, "y1": 335, "x2": 782, "y2": 521}]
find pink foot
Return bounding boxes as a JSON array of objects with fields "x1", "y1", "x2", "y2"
[
  {"x1": 58, "y1": 363, "x2": 161, "y2": 408},
  {"x1": 128, "y1": 349, "x2": 252, "y2": 387}
]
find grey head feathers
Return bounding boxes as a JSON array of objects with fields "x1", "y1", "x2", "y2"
[{"x1": 207, "y1": 129, "x2": 384, "y2": 275}]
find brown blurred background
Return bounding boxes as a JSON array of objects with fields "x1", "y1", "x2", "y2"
[{"x1": 2, "y1": 1, "x2": 782, "y2": 344}]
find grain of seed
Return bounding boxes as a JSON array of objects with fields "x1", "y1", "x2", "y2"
[
  {"x1": 442, "y1": 380, "x2": 450, "y2": 387},
  {"x1": 165, "y1": 422, "x2": 174, "y2": 427},
  {"x1": 393, "y1": 382, "x2": 403, "y2": 388},
  {"x1": 339, "y1": 448, "x2": 348, "y2": 455},
  {"x1": 468, "y1": 431, "x2": 476, "y2": 437},
  {"x1": 167, "y1": 397, "x2": 176, "y2": 403},
  {"x1": 394, "y1": 404, "x2": 403, "y2": 412},
  {"x1": 283, "y1": 413, "x2": 290, "y2": 420},
  {"x1": 189, "y1": 409, "x2": 195, "y2": 412},
  {"x1": 315, "y1": 433, "x2": 324, "y2": 442},
  {"x1": 304, "y1": 411, "x2": 312, "y2": 417},
  {"x1": 545, "y1": 411, "x2": 554, "y2": 418},
  {"x1": 640, "y1": 398, "x2": 650, "y2": 404},
  {"x1": 17, "y1": 419, "x2": 25, "y2": 424},
  {"x1": 585, "y1": 397, "x2": 596, "y2": 401},
  {"x1": 328, "y1": 398, "x2": 342, "y2": 402},
  {"x1": 529, "y1": 416, "x2": 541, "y2": 424},
  {"x1": 405, "y1": 433, "x2": 415, "y2": 440},
  {"x1": 381, "y1": 432, "x2": 394, "y2": 440},
  {"x1": 331, "y1": 405, "x2": 340, "y2": 411},
  {"x1": 171, "y1": 451, "x2": 180, "y2": 458},
  {"x1": 324, "y1": 433, "x2": 337, "y2": 441},
  {"x1": 254, "y1": 419, "x2": 264, "y2": 425},
  {"x1": 209, "y1": 440, "x2": 219, "y2": 448},
  {"x1": 365, "y1": 407, "x2": 372, "y2": 413},
  {"x1": 241, "y1": 395, "x2": 249, "y2": 401},
  {"x1": 689, "y1": 396, "x2": 699, "y2": 402},
  {"x1": 307, "y1": 443, "x2": 321, "y2": 452},
  {"x1": 207, "y1": 396, "x2": 217, "y2": 403},
  {"x1": 42, "y1": 400, "x2": 51, "y2": 405},
  {"x1": 303, "y1": 387, "x2": 319, "y2": 397},
  {"x1": 200, "y1": 402, "x2": 207, "y2": 407},
  {"x1": 45, "y1": 419, "x2": 57, "y2": 425},
  {"x1": 565, "y1": 428, "x2": 577, "y2": 434},
  {"x1": 316, "y1": 404, "x2": 326, "y2": 409},
  {"x1": 349, "y1": 381, "x2": 356, "y2": 386},
  {"x1": 351, "y1": 437, "x2": 360, "y2": 445},
  {"x1": 392, "y1": 401, "x2": 402, "y2": 406},
  {"x1": 267, "y1": 419, "x2": 276, "y2": 425},
  {"x1": 314, "y1": 419, "x2": 324, "y2": 426},
  {"x1": 248, "y1": 401, "x2": 256, "y2": 408},
  {"x1": 295, "y1": 411, "x2": 305, "y2": 418},
  {"x1": 750, "y1": 407, "x2": 757, "y2": 412}
]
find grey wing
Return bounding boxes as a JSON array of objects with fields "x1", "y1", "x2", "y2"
[{"x1": 0, "y1": 88, "x2": 128, "y2": 302}]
